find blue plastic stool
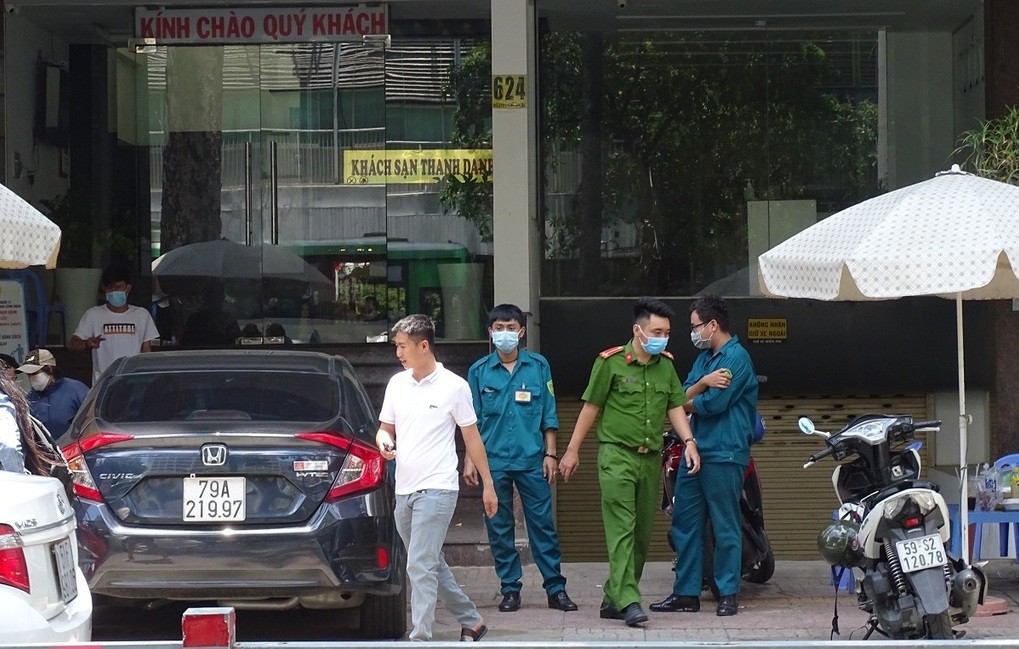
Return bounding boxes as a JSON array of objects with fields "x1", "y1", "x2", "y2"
[{"x1": 830, "y1": 566, "x2": 855, "y2": 592}]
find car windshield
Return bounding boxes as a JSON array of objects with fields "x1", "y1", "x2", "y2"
[{"x1": 99, "y1": 371, "x2": 341, "y2": 423}]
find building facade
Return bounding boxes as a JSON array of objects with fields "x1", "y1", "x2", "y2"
[{"x1": 6, "y1": 0, "x2": 1019, "y2": 559}]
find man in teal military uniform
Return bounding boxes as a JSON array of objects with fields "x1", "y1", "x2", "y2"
[
  {"x1": 560, "y1": 297, "x2": 699, "y2": 627},
  {"x1": 651, "y1": 294, "x2": 759, "y2": 617},
  {"x1": 465, "y1": 304, "x2": 577, "y2": 613}
]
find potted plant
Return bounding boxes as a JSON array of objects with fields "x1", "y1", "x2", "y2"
[{"x1": 955, "y1": 106, "x2": 1019, "y2": 185}]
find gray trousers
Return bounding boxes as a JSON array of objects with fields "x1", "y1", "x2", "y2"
[{"x1": 395, "y1": 489, "x2": 482, "y2": 641}]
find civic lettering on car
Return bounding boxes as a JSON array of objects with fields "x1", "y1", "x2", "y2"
[{"x1": 98, "y1": 473, "x2": 141, "y2": 481}]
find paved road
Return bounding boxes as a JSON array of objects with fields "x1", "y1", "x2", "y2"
[{"x1": 92, "y1": 559, "x2": 1019, "y2": 643}]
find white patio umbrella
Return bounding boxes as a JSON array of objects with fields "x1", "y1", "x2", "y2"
[
  {"x1": 0, "y1": 183, "x2": 61, "y2": 268},
  {"x1": 758, "y1": 164, "x2": 1019, "y2": 562}
]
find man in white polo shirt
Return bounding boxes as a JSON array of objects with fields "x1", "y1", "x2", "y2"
[{"x1": 376, "y1": 314, "x2": 497, "y2": 642}]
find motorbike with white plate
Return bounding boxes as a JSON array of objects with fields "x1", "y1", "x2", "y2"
[{"x1": 801, "y1": 414, "x2": 985, "y2": 640}]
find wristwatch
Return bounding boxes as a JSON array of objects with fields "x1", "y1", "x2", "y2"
[{"x1": 684, "y1": 438, "x2": 697, "y2": 445}]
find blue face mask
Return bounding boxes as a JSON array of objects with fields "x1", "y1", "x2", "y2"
[
  {"x1": 638, "y1": 327, "x2": 668, "y2": 355},
  {"x1": 106, "y1": 291, "x2": 128, "y2": 308},
  {"x1": 492, "y1": 330, "x2": 520, "y2": 354}
]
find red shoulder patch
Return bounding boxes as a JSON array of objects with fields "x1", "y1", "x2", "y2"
[
  {"x1": 661, "y1": 350, "x2": 675, "y2": 360},
  {"x1": 599, "y1": 346, "x2": 625, "y2": 359}
]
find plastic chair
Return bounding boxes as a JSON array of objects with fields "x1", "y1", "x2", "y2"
[
  {"x1": 7, "y1": 269, "x2": 66, "y2": 347},
  {"x1": 975, "y1": 453, "x2": 1019, "y2": 560}
]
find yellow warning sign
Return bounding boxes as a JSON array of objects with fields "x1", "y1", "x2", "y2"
[{"x1": 747, "y1": 318, "x2": 787, "y2": 343}]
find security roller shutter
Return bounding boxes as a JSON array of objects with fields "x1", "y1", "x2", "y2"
[
  {"x1": 553, "y1": 400, "x2": 678, "y2": 563},
  {"x1": 554, "y1": 394, "x2": 930, "y2": 561},
  {"x1": 755, "y1": 394, "x2": 930, "y2": 559}
]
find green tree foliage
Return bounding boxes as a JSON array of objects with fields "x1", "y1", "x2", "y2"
[
  {"x1": 440, "y1": 42, "x2": 494, "y2": 242},
  {"x1": 442, "y1": 32, "x2": 880, "y2": 295}
]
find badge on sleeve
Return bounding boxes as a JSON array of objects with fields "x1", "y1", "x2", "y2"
[{"x1": 546, "y1": 380, "x2": 555, "y2": 396}]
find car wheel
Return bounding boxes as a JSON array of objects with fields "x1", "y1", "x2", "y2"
[{"x1": 357, "y1": 587, "x2": 407, "y2": 640}]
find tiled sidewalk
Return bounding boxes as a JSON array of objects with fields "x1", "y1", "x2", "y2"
[{"x1": 431, "y1": 560, "x2": 1019, "y2": 643}]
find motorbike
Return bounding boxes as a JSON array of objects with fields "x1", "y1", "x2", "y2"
[
  {"x1": 801, "y1": 413, "x2": 986, "y2": 640},
  {"x1": 661, "y1": 416, "x2": 775, "y2": 600}
]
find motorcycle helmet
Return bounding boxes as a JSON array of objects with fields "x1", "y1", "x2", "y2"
[
  {"x1": 752, "y1": 412, "x2": 766, "y2": 445},
  {"x1": 817, "y1": 519, "x2": 863, "y2": 568}
]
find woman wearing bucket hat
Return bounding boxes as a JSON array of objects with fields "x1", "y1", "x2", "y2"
[
  {"x1": 0, "y1": 365, "x2": 68, "y2": 486},
  {"x1": 17, "y1": 348, "x2": 89, "y2": 439}
]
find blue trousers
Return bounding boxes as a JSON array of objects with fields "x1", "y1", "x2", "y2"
[
  {"x1": 486, "y1": 466, "x2": 567, "y2": 596},
  {"x1": 669, "y1": 461, "x2": 745, "y2": 598}
]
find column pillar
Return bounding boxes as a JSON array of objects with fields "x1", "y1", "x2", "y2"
[
  {"x1": 986, "y1": 0, "x2": 1019, "y2": 459},
  {"x1": 491, "y1": 0, "x2": 540, "y2": 345}
]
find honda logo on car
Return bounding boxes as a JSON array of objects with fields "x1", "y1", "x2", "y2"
[{"x1": 201, "y1": 444, "x2": 228, "y2": 466}]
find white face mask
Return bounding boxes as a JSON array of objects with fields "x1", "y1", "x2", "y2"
[
  {"x1": 29, "y1": 372, "x2": 51, "y2": 392},
  {"x1": 690, "y1": 329, "x2": 712, "y2": 350}
]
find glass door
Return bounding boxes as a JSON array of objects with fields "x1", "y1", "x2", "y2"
[
  {"x1": 257, "y1": 42, "x2": 387, "y2": 345},
  {"x1": 143, "y1": 42, "x2": 387, "y2": 346}
]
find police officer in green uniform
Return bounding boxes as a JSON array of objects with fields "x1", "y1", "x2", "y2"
[{"x1": 559, "y1": 297, "x2": 700, "y2": 627}]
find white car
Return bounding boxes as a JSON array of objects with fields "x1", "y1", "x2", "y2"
[{"x1": 0, "y1": 471, "x2": 92, "y2": 643}]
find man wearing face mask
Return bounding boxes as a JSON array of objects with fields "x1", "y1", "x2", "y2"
[
  {"x1": 559, "y1": 297, "x2": 698, "y2": 627},
  {"x1": 69, "y1": 264, "x2": 159, "y2": 383},
  {"x1": 651, "y1": 294, "x2": 758, "y2": 617},
  {"x1": 465, "y1": 304, "x2": 576, "y2": 613},
  {"x1": 16, "y1": 348, "x2": 89, "y2": 439}
]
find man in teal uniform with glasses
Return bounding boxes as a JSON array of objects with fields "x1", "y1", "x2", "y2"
[
  {"x1": 560, "y1": 297, "x2": 699, "y2": 627},
  {"x1": 651, "y1": 294, "x2": 759, "y2": 617},
  {"x1": 465, "y1": 304, "x2": 577, "y2": 613}
]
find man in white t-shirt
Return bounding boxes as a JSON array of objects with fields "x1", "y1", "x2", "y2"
[
  {"x1": 376, "y1": 314, "x2": 497, "y2": 642},
  {"x1": 69, "y1": 264, "x2": 159, "y2": 383}
]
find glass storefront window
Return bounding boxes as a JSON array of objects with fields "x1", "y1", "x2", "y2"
[
  {"x1": 539, "y1": 30, "x2": 881, "y2": 297},
  {"x1": 124, "y1": 35, "x2": 493, "y2": 345}
]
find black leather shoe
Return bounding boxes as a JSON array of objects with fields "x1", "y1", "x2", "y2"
[
  {"x1": 716, "y1": 594, "x2": 739, "y2": 616},
  {"x1": 547, "y1": 590, "x2": 578, "y2": 611},
  {"x1": 620, "y1": 602, "x2": 649, "y2": 627},
  {"x1": 599, "y1": 601, "x2": 622, "y2": 619},
  {"x1": 650, "y1": 594, "x2": 700, "y2": 612},
  {"x1": 498, "y1": 592, "x2": 520, "y2": 612}
]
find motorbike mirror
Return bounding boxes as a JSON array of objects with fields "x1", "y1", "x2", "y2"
[{"x1": 798, "y1": 417, "x2": 831, "y2": 439}]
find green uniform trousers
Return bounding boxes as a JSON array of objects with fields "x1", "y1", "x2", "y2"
[{"x1": 597, "y1": 442, "x2": 661, "y2": 609}]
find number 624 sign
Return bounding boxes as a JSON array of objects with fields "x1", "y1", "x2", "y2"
[{"x1": 492, "y1": 74, "x2": 527, "y2": 108}]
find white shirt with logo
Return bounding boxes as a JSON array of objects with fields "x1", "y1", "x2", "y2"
[
  {"x1": 379, "y1": 362, "x2": 477, "y2": 495},
  {"x1": 74, "y1": 304, "x2": 159, "y2": 382}
]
